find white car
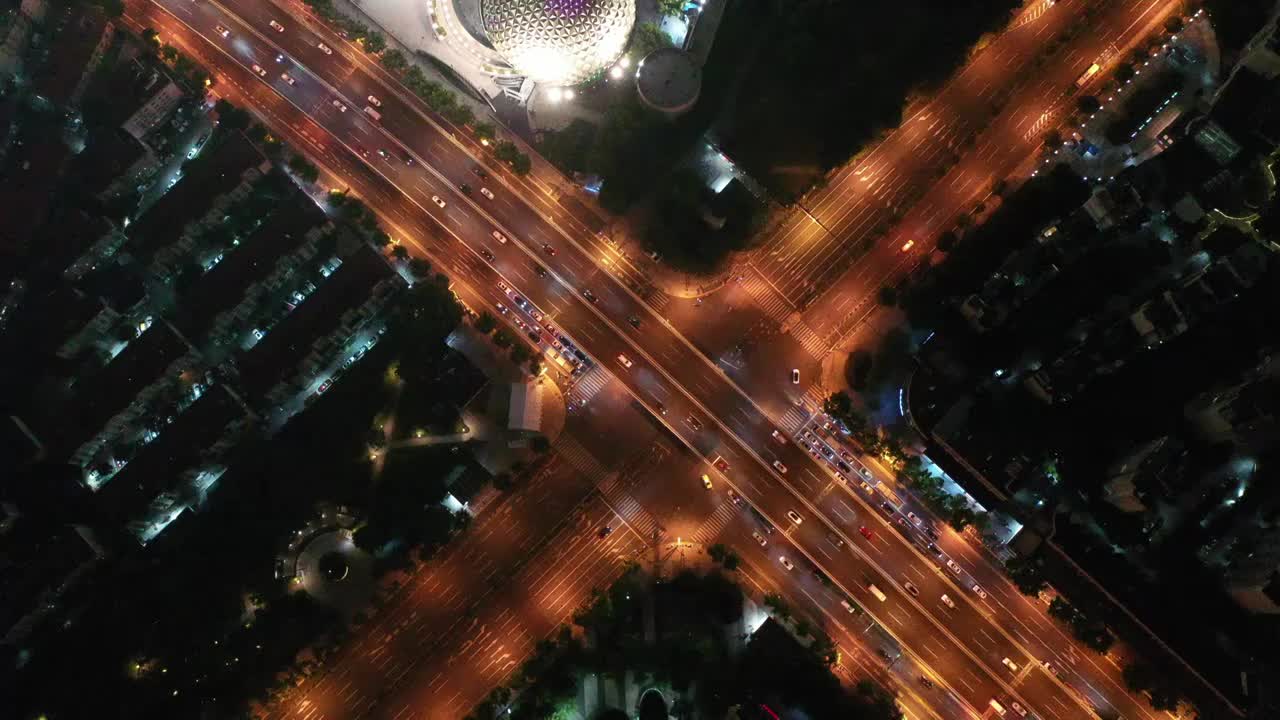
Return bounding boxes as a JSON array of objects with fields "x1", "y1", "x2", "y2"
[
  {"x1": 616, "y1": 354, "x2": 633, "y2": 369},
  {"x1": 215, "y1": 24, "x2": 230, "y2": 38},
  {"x1": 908, "y1": 512, "x2": 922, "y2": 526},
  {"x1": 972, "y1": 584, "x2": 988, "y2": 599},
  {"x1": 431, "y1": 195, "x2": 446, "y2": 209},
  {"x1": 946, "y1": 559, "x2": 962, "y2": 574},
  {"x1": 840, "y1": 599, "x2": 857, "y2": 614},
  {"x1": 779, "y1": 556, "x2": 795, "y2": 571},
  {"x1": 269, "y1": 20, "x2": 285, "y2": 33},
  {"x1": 367, "y1": 94, "x2": 382, "y2": 107},
  {"x1": 280, "y1": 72, "x2": 296, "y2": 85},
  {"x1": 251, "y1": 64, "x2": 267, "y2": 77},
  {"x1": 786, "y1": 510, "x2": 803, "y2": 525},
  {"x1": 773, "y1": 460, "x2": 788, "y2": 474},
  {"x1": 317, "y1": 42, "x2": 333, "y2": 55},
  {"x1": 1002, "y1": 657, "x2": 1020, "y2": 673},
  {"x1": 331, "y1": 99, "x2": 348, "y2": 112},
  {"x1": 751, "y1": 531, "x2": 767, "y2": 547},
  {"x1": 771, "y1": 429, "x2": 786, "y2": 444},
  {"x1": 940, "y1": 594, "x2": 956, "y2": 609},
  {"x1": 492, "y1": 230, "x2": 507, "y2": 244},
  {"x1": 1010, "y1": 702, "x2": 1029, "y2": 718},
  {"x1": 791, "y1": 368, "x2": 800, "y2": 384},
  {"x1": 479, "y1": 187, "x2": 494, "y2": 199}
]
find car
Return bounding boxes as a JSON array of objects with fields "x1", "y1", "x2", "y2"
[
  {"x1": 1002, "y1": 657, "x2": 1019, "y2": 673},
  {"x1": 712, "y1": 456, "x2": 728, "y2": 471},
  {"x1": 751, "y1": 531, "x2": 767, "y2": 547},
  {"x1": 945, "y1": 559, "x2": 962, "y2": 574},
  {"x1": 903, "y1": 581, "x2": 920, "y2": 597},
  {"x1": 581, "y1": 289, "x2": 598, "y2": 303},
  {"x1": 542, "y1": 243, "x2": 556, "y2": 256},
  {"x1": 492, "y1": 230, "x2": 508, "y2": 244},
  {"x1": 880, "y1": 501, "x2": 896, "y2": 516},
  {"x1": 377, "y1": 149, "x2": 389, "y2": 159},
  {"x1": 598, "y1": 526, "x2": 613, "y2": 538},
  {"x1": 529, "y1": 309, "x2": 543, "y2": 322},
  {"x1": 403, "y1": 153, "x2": 415, "y2": 165},
  {"x1": 928, "y1": 542, "x2": 942, "y2": 556},
  {"x1": 512, "y1": 295, "x2": 527, "y2": 308},
  {"x1": 833, "y1": 471, "x2": 847, "y2": 484},
  {"x1": 317, "y1": 378, "x2": 333, "y2": 393},
  {"x1": 925, "y1": 527, "x2": 940, "y2": 541},
  {"x1": 495, "y1": 302, "x2": 508, "y2": 314},
  {"x1": 367, "y1": 95, "x2": 382, "y2": 107},
  {"x1": 972, "y1": 584, "x2": 988, "y2": 599},
  {"x1": 281, "y1": 72, "x2": 295, "y2": 85},
  {"x1": 799, "y1": 440, "x2": 812, "y2": 453},
  {"x1": 251, "y1": 63, "x2": 267, "y2": 77},
  {"x1": 689, "y1": 416, "x2": 704, "y2": 431},
  {"x1": 728, "y1": 489, "x2": 743, "y2": 506},
  {"x1": 801, "y1": 430, "x2": 813, "y2": 440},
  {"x1": 331, "y1": 99, "x2": 348, "y2": 112},
  {"x1": 1009, "y1": 702, "x2": 1029, "y2": 718},
  {"x1": 479, "y1": 249, "x2": 495, "y2": 261},
  {"x1": 860, "y1": 481, "x2": 874, "y2": 493},
  {"x1": 918, "y1": 676, "x2": 935, "y2": 689},
  {"x1": 473, "y1": 166, "x2": 489, "y2": 178},
  {"x1": 480, "y1": 187, "x2": 494, "y2": 199},
  {"x1": 616, "y1": 354, "x2": 633, "y2": 369},
  {"x1": 431, "y1": 195, "x2": 446, "y2": 208},
  {"x1": 840, "y1": 450, "x2": 854, "y2": 462},
  {"x1": 773, "y1": 460, "x2": 788, "y2": 474},
  {"x1": 1043, "y1": 660, "x2": 1059, "y2": 677},
  {"x1": 786, "y1": 510, "x2": 803, "y2": 525},
  {"x1": 527, "y1": 330, "x2": 542, "y2": 343},
  {"x1": 836, "y1": 460, "x2": 852, "y2": 473},
  {"x1": 859, "y1": 526, "x2": 874, "y2": 540},
  {"x1": 828, "y1": 532, "x2": 844, "y2": 548},
  {"x1": 701, "y1": 474, "x2": 713, "y2": 490},
  {"x1": 269, "y1": 20, "x2": 285, "y2": 32},
  {"x1": 901, "y1": 239, "x2": 915, "y2": 252},
  {"x1": 771, "y1": 429, "x2": 787, "y2": 444},
  {"x1": 907, "y1": 512, "x2": 922, "y2": 526},
  {"x1": 841, "y1": 599, "x2": 857, "y2": 614},
  {"x1": 940, "y1": 594, "x2": 956, "y2": 609},
  {"x1": 820, "y1": 445, "x2": 834, "y2": 459},
  {"x1": 654, "y1": 402, "x2": 666, "y2": 415},
  {"x1": 858, "y1": 465, "x2": 873, "y2": 480},
  {"x1": 459, "y1": 183, "x2": 473, "y2": 195},
  {"x1": 317, "y1": 42, "x2": 333, "y2": 55},
  {"x1": 779, "y1": 556, "x2": 794, "y2": 571},
  {"x1": 215, "y1": 24, "x2": 230, "y2": 37},
  {"x1": 275, "y1": 52, "x2": 287, "y2": 63},
  {"x1": 627, "y1": 316, "x2": 641, "y2": 328},
  {"x1": 497, "y1": 280, "x2": 509, "y2": 293},
  {"x1": 791, "y1": 368, "x2": 800, "y2": 384}
]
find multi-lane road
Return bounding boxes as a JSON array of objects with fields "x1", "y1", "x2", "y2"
[{"x1": 128, "y1": 0, "x2": 1230, "y2": 718}]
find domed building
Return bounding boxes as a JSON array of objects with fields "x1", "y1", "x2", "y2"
[{"x1": 481, "y1": 0, "x2": 636, "y2": 86}]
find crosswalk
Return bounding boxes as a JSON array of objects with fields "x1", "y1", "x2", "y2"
[
  {"x1": 691, "y1": 502, "x2": 738, "y2": 546},
  {"x1": 596, "y1": 473, "x2": 662, "y2": 540},
  {"x1": 740, "y1": 270, "x2": 795, "y2": 322},
  {"x1": 553, "y1": 435, "x2": 610, "y2": 483},
  {"x1": 645, "y1": 289, "x2": 671, "y2": 314},
  {"x1": 568, "y1": 365, "x2": 611, "y2": 405},
  {"x1": 779, "y1": 406, "x2": 811, "y2": 434},
  {"x1": 790, "y1": 320, "x2": 831, "y2": 358}
]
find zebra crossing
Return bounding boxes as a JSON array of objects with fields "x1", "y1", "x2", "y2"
[
  {"x1": 789, "y1": 320, "x2": 831, "y2": 358},
  {"x1": 596, "y1": 474, "x2": 662, "y2": 540},
  {"x1": 740, "y1": 270, "x2": 795, "y2": 322},
  {"x1": 779, "y1": 406, "x2": 812, "y2": 434},
  {"x1": 553, "y1": 435, "x2": 609, "y2": 483},
  {"x1": 568, "y1": 365, "x2": 611, "y2": 405},
  {"x1": 691, "y1": 502, "x2": 738, "y2": 546},
  {"x1": 645, "y1": 289, "x2": 672, "y2": 314}
]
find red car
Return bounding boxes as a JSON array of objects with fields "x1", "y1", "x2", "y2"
[
  {"x1": 858, "y1": 526, "x2": 874, "y2": 540},
  {"x1": 714, "y1": 458, "x2": 729, "y2": 472}
]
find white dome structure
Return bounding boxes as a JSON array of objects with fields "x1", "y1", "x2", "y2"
[{"x1": 481, "y1": 0, "x2": 636, "y2": 86}]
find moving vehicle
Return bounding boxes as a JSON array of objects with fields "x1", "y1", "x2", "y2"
[
  {"x1": 275, "y1": 53, "x2": 286, "y2": 63},
  {"x1": 827, "y1": 532, "x2": 844, "y2": 548},
  {"x1": 867, "y1": 584, "x2": 887, "y2": 602},
  {"x1": 903, "y1": 581, "x2": 920, "y2": 597},
  {"x1": 786, "y1": 510, "x2": 803, "y2": 525},
  {"x1": 616, "y1": 354, "x2": 633, "y2": 369},
  {"x1": 771, "y1": 430, "x2": 786, "y2": 444},
  {"x1": 215, "y1": 24, "x2": 230, "y2": 37},
  {"x1": 859, "y1": 526, "x2": 874, "y2": 540},
  {"x1": 251, "y1": 64, "x2": 267, "y2": 77},
  {"x1": 907, "y1": 512, "x2": 922, "y2": 526},
  {"x1": 773, "y1": 460, "x2": 788, "y2": 474},
  {"x1": 598, "y1": 526, "x2": 612, "y2": 538},
  {"x1": 989, "y1": 699, "x2": 1008, "y2": 717},
  {"x1": 581, "y1": 289, "x2": 598, "y2": 303},
  {"x1": 946, "y1": 559, "x2": 962, "y2": 574},
  {"x1": 840, "y1": 599, "x2": 857, "y2": 614},
  {"x1": 367, "y1": 94, "x2": 382, "y2": 107},
  {"x1": 901, "y1": 239, "x2": 915, "y2": 252},
  {"x1": 1075, "y1": 61, "x2": 1101, "y2": 87},
  {"x1": 479, "y1": 249, "x2": 495, "y2": 262},
  {"x1": 364, "y1": 106, "x2": 381, "y2": 121},
  {"x1": 690, "y1": 416, "x2": 705, "y2": 431},
  {"x1": 940, "y1": 594, "x2": 956, "y2": 609},
  {"x1": 701, "y1": 474, "x2": 713, "y2": 490},
  {"x1": 280, "y1": 72, "x2": 296, "y2": 85},
  {"x1": 779, "y1": 556, "x2": 795, "y2": 571},
  {"x1": 331, "y1": 99, "x2": 348, "y2": 112},
  {"x1": 627, "y1": 316, "x2": 641, "y2": 328},
  {"x1": 317, "y1": 42, "x2": 333, "y2": 55},
  {"x1": 269, "y1": 20, "x2": 285, "y2": 32},
  {"x1": 492, "y1": 230, "x2": 507, "y2": 244},
  {"x1": 479, "y1": 187, "x2": 494, "y2": 199},
  {"x1": 972, "y1": 584, "x2": 988, "y2": 599},
  {"x1": 1002, "y1": 657, "x2": 1020, "y2": 672},
  {"x1": 542, "y1": 243, "x2": 556, "y2": 256},
  {"x1": 1010, "y1": 701, "x2": 1029, "y2": 717},
  {"x1": 751, "y1": 531, "x2": 767, "y2": 547},
  {"x1": 431, "y1": 195, "x2": 446, "y2": 209}
]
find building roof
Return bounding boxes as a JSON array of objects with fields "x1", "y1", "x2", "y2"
[
  {"x1": 0, "y1": 130, "x2": 74, "y2": 256},
  {"x1": 94, "y1": 384, "x2": 244, "y2": 524},
  {"x1": 0, "y1": 519, "x2": 102, "y2": 637},
  {"x1": 124, "y1": 131, "x2": 263, "y2": 260},
  {"x1": 236, "y1": 245, "x2": 394, "y2": 398},
  {"x1": 67, "y1": 128, "x2": 147, "y2": 198},
  {"x1": 52, "y1": 320, "x2": 190, "y2": 458},
  {"x1": 173, "y1": 190, "x2": 326, "y2": 341},
  {"x1": 14, "y1": 285, "x2": 104, "y2": 359},
  {"x1": 30, "y1": 4, "x2": 111, "y2": 108}
]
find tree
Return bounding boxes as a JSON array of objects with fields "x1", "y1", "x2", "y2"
[
  {"x1": 391, "y1": 244, "x2": 410, "y2": 261},
  {"x1": 493, "y1": 472, "x2": 514, "y2": 492},
  {"x1": 656, "y1": 0, "x2": 685, "y2": 17},
  {"x1": 444, "y1": 103, "x2": 475, "y2": 127},
  {"x1": 214, "y1": 99, "x2": 251, "y2": 132},
  {"x1": 1043, "y1": 129, "x2": 1063, "y2": 149},
  {"x1": 364, "y1": 32, "x2": 387, "y2": 54},
  {"x1": 1005, "y1": 557, "x2": 1047, "y2": 597},
  {"x1": 408, "y1": 257, "x2": 432, "y2": 278},
  {"x1": 381, "y1": 48, "x2": 408, "y2": 74},
  {"x1": 288, "y1": 155, "x2": 320, "y2": 184},
  {"x1": 631, "y1": 21, "x2": 672, "y2": 58},
  {"x1": 159, "y1": 44, "x2": 179, "y2": 62},
  {"x1": 474, "y1": 311, "x2": 497, "y2": 334},
  {"x1": 708, "y1": 544, "x2": 741, "y2": 571},
  {"x1": 936, "y1": 230, "x2": 958, "y2": 252},
  {"x1": 142, "y1": 27, "x2": 159, "y2": 44},
  {"x1": 473, "y1": 122, "x2": 496, "y2": 143},
  {"x1": 1077, "y1": 95, "x2": 1102, "y2": 114},
  {"x1": 492, "y1": 328, "x2": 514, "y2": 348},
  {"x1": 510, "y1": 343, "x2": 532, "y2": 365},
  {"x1": 529, "y1": 435, "x2": 551, "y2": 454}
]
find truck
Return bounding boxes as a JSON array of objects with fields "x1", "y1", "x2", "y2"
[
  {"x1": 363, "y1": 106, "x2": 381, "y2": 121},
  {"x1": 1075, "y1": 62, "x2": 1101, "y2": 87},
  {"x1": 867, "y1": 584, "x2": 887, "y2": 602}
]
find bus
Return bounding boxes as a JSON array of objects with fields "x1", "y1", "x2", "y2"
[
  {"x1": 867, "y1": 584, "x2": 887, "y2": 602},
  {"x1": 1075, "y1": 62, "x2": 1101, "y2": 87}
]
